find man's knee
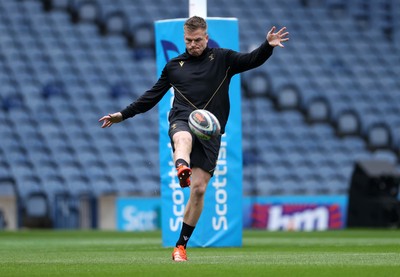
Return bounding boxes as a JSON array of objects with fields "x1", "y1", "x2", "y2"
[
  {"x1": 191, "y1": 168, "x2": 211, "y2": 197},
  {"x1": 191, "y1": 183, "x2": 207, "y2": 197},
  {"x1": 173, "y1": 131, "x2": 192, "y2": 147}
]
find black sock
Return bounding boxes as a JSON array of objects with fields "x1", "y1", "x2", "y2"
[
  {"x1": 176, "y1": 222, "x2": 195, "y2": 248},
  {"x1": 175, "y1": 159, "x2": 189, "y2": 168}
]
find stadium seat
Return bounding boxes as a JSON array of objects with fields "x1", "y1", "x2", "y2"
[
  {"x1": 68, "y1": 0, "x2": 101, "y2": 24},
  {"x1": 0, "y1": 178, "x2": 16, "y2": 196},
  {"x1": 66, "y1": 173, "x2": 91, "y2": 193},
  {"x1": 304, "y1": 96, "x2": 331, "y2": 124},
  {"x1": 22, "y1": 191, "x2": 52, "y2": 228},
  {"x1": 334, "y1": 109, "x2": 361, "y2": 137},
  {"x1": 364, "y1": 122, "x2": 392, "y2": 151},
  {"x1": 127, "y1": 22, "x2": 155, "y2": 49},
  {"x1": 115, "y1": 174, "x2": 141, "y2": 195},
  {"x1": 0, "y1": 0, "x2": 398, "y2": 210},
  {"x1": 242, "y1": 71, "x2": 271, "y2": 98},
  {"x1": 97, "y1": 11, "x2": 129, "y2": 36},
  {"x1": 273, "y1": 84, "x2": 301, "y2": 111}
]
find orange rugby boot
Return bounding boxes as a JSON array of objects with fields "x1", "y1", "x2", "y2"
[
  {"x1": 177, "y1": 165, "x2": 191, "y2": 188},
  {"x1": 172, "y1": 245, "x2": 188, "y2": 262}
]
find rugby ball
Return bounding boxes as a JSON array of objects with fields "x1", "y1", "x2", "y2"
[{"x1": 188, "y1": 109, "x2": 221, "y2": 140}]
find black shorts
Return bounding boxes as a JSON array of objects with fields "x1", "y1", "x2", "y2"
[{"x1": 168, "y1": 120, "x2": 221, "y2": 176}]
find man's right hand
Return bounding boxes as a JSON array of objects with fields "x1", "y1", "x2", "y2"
[{"x1": 99, "y1": 112, "x2": 123, "y2": 128}]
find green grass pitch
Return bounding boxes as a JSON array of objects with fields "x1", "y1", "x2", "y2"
[{"x1": 1, "y1": 230, "x2": 399, "y2": 276}]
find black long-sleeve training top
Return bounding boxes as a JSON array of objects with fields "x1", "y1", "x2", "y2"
[{"x1": 120, "y1": 40, "x2": 274, "y2": 134}]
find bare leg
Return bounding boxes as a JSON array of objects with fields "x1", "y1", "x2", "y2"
[
  {"x1": 172, "y1": 131, "x2": 192, "y2": 164},
  {"x1": 183, "y1": 167, "x2": 211, "y2": 226},
  {"x1": 172, "y1": 147, "x2": 212, "y2": 261}
]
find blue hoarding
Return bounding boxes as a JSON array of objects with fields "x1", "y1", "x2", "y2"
[{"x1": 116, "y1": 198, "x2": 160, "y2": 231}]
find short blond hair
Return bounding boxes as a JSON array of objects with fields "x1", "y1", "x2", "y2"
[{"x1": 184, "y1": 16, "x2": 207, "y2": 32}]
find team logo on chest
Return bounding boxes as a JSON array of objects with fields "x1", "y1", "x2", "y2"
[
  {"x1": 208, "y1": 53, "x2": 214, "y2": 61},
  {"x1": 179, "y1": 61, "x2": 184, "y2": 67}
]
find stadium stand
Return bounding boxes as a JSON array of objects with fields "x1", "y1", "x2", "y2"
[{"x1": 0, "y1": 0, "x2": 399, "y2": 228}]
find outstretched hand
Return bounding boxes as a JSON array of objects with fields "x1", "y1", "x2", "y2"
[
  {"x1": 99, "y1": 112, "x2": 123, "y2": 128},
  {"x1": 267, "y1": 26, "x2": 289, "y2": 48}
]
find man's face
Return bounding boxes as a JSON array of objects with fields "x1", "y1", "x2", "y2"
[{"x1": 184, "y1": 28, "x2": 208, "y2": 57}]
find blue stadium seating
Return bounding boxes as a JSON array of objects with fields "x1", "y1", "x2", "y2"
[{"x1": 0, "y1": 0, "x2": 399, "y2": 227}]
